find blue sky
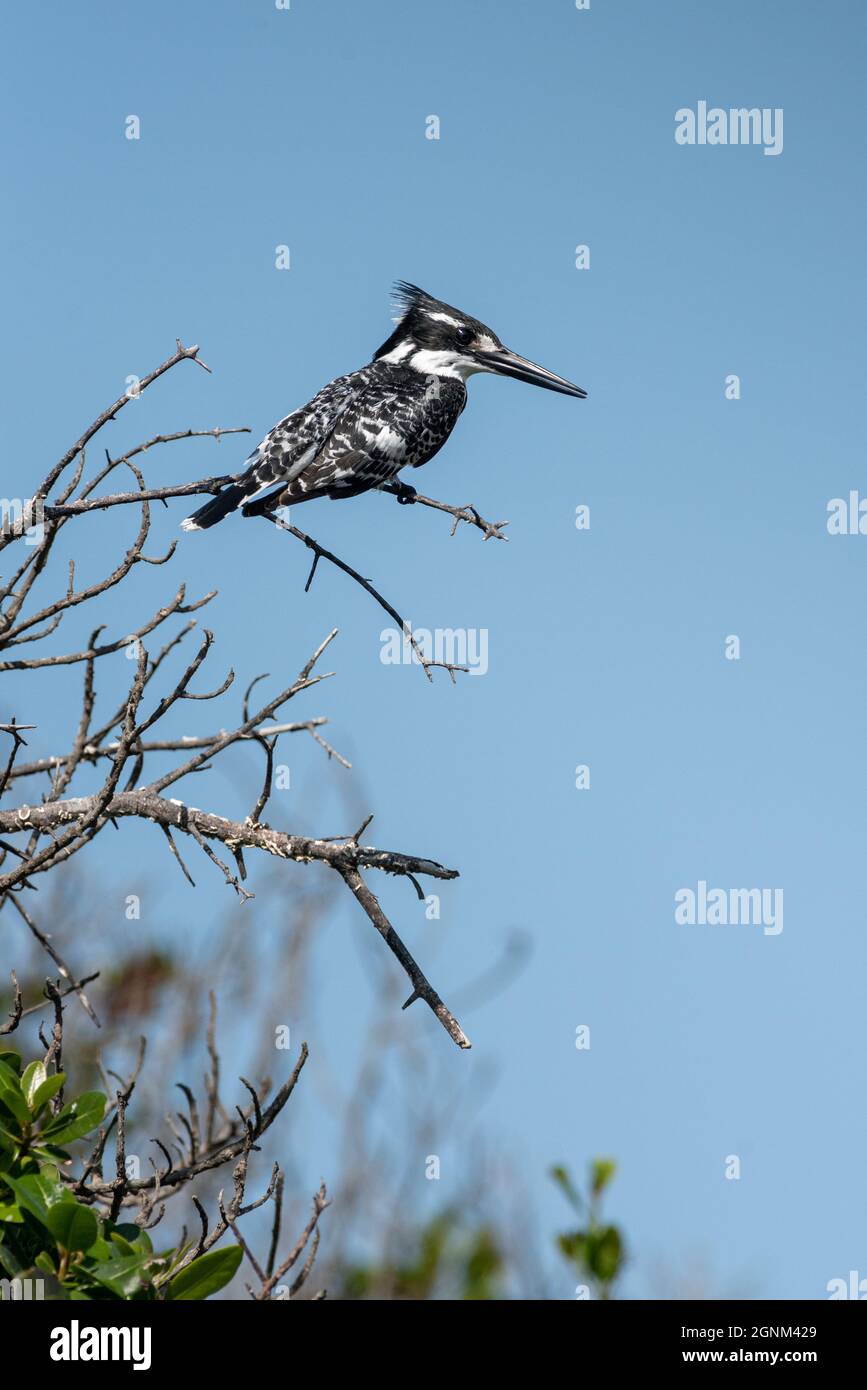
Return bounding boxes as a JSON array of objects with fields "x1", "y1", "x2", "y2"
[{"x1": 3, "y1": 0, "x2": 867, "y2": 1297}]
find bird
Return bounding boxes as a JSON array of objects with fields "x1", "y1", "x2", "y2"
[{"x1": 181, "y1": 282, "x2": 586, "y2": 531}]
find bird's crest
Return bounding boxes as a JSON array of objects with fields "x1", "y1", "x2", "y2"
[
  {"x1": 375, "y1": 281, "x2": 488, "y2": 359},
  {"x1": 390, "y1": 281, "x2": 439, "y2": 323}
]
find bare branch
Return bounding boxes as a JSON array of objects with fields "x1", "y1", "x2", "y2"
[
  {"x1": 78, "y1": 1044, "x2": 310, "y2": 1202},
  {"x1": 257, "y1": 1183, "x2": 329, "y2": 1300},
  {"x1": 0, "y1": 584, "x2": 215, "y2": 672},
  {"x1": 5, "y1": 895, "x2": 100, "y2": 1026},
  {"x1": 380, "y1": 481, "x2": 509, "y2": 541},
  {"x1": 0, "y1": 971, "x2": 23, "y2": 1035},
  {"x1": 26, "y1": 340, "x2": 212, "y2": 516},
  {"x1": 0, "y1": 791, "x2": 459, "y2": 887},
  {"x1": 7, "y1": 719, "x2": 336, "y2": 783},
  {"x1": 334, "y1": 862, "x2": 470, "y2": 1050},
  {"x1": 44, "y1": 427, "x2": 251, "y2": 517},
  {"x1": 0, "y1": 788, "x2": 467, "y2": 1046},
  {"x1": 0, "y1": 721, "x2": 34, "y2": 798},
  {"x1": 260, "y1": 514, "x2": 468, "y2": 683}
]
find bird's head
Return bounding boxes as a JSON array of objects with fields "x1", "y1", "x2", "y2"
[{"x1": 374, "y1": 281, "x2": 587, "y2": 398}]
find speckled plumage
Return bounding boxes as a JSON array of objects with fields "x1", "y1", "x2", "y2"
[{"x1": 240, "y1": 361, "x2": 466, "y2": 511}]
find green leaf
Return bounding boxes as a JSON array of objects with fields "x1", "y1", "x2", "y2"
[
  {"x1": 30, "y1": 1073, "x2": 66, "y2": 1116},
  {"x1": 3, "y1": 1172, "x2": 66, "y2": 1230},
  {"x1": 45, "y1": 1200, "x2": 99, "y2": 1254},
  {"x1": 108, "y1": 1224, "x2": 152, "y2": 1257},
  {"x1": 167, "y1": 1244, "x2": 243, "y2": 1301},
  {"x1": 557, "y1": 1230, "x2": 587, "y2": 1263},
  {"x1": 590, "y1": 1158, "x2": 617, "y2": 1198},
  {"x1": 0, "y1": 1241, "x2": 26, "y2": 1277},
  {"x1": 41, "y1": 1091, "x2": 106, "y2": 1144},
  {"x1": 35, "y1": 1250, "x2": 57, "y2": 1275},
  {"x1": 109, "y1": 1232, "x2": 137, "y2": 1257},
  {"x1": 0, "y1": 1119, "x2": 24, "y2": 1146},
  {"x1": 85, "y1": 1253, "x2": 152, "y2": 1298},
  {"x1": 0, "y1": 1201, "x2": 23, "y2": 1223},
  {"x1": 0, "y1": 1067, "x2": 30, "y2": 1129},
  {"x1": 31, "y1": 1160, "x2": 61, "y2": 1182},
  {"x1": 21, "y1": 1061, "x2": 47, "y2": 1108},
  {"x1": 29, "y1": 1145, "x2": 72, "y2": 1164},
  {"x1": 550, "y1": 1164, "x2": 583, "y2": 1212},
  {"x1": 586, "y1": 1225, "x2": 623, "y2": 1284},
  {"x1": 0, "y1": 1050, "x2": 22, "y2": 1075}
]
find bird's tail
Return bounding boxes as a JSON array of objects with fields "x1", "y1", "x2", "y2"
[{"x1": 181, "y1": 483, "x2": 250, "y2": 532}]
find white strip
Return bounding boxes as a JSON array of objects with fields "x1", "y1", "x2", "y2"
[
  {"x1": 373, "y1": 426, "x2": 407, "y2": 458},
  {"x1": 409, "y1": 348, "x2": 491, "y2": 381},
  {"x1": 379, "y1": 340, "x2": 415, "y2": 363}
]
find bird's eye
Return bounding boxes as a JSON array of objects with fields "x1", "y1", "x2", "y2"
[{"x1": 455, "y1": 326, "x2": 474, "y2": 347}]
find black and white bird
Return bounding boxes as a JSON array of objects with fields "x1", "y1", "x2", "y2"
[{"x1": 181, "y1": 282, "x2": 586, "y2": 531}]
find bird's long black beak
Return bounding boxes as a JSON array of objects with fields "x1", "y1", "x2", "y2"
[{"x1": 476, "y1": 347, "x2": 587, "y2": 398}]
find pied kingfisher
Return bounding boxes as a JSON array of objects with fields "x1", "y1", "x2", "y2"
[{"x1": 181, "y1": 282, "x2": 586, "y2": 531}]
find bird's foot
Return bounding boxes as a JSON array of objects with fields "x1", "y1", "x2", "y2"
[{"x1": 394, "y1": 482, "x2": 417, "y2": 505}]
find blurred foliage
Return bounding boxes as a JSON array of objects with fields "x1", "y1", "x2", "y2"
[
  {"x1": 552, "y1": 1159, "x2": 625, "y2": 1298},
  {"x1": 334, "y1": 1162, "x2": 628, "y2": 1301},
  {"x1": 0, "y1": 868, "x2": 632, "y2": 1301},
  {"x1": 102, "y1": 952, "x2": 176, "y2": 1024},
  {"x1": 337, "y1": 1210, "x2": 504, "y2": 1300}
]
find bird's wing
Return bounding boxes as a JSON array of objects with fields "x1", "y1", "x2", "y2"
[
  {"x1": 302, "y1": 378, "x2": 413, "y2": 493},
  {"x1": 238, "y1": 371, "x2": 365, "y2": 500}
]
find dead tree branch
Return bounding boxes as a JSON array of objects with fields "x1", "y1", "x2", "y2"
[{"x1": 260, "y1": 513, "x2": 468, "y2": 684}]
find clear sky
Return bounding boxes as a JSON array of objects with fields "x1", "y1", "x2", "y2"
[{"x1": 3, "y1": 0, "x2": 866, "y2": 1298}]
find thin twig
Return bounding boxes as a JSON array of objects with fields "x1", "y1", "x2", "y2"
[{"x1": 261, "y1": 514, "x2": 467, "y2": 683}]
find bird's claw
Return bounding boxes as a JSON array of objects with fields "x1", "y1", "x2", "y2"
[{"x1": 395, "y1": 483, "x2": 417, "y2": 505}]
